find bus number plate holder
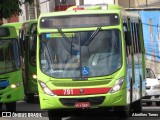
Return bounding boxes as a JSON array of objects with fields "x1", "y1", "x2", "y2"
[{"x1": 75, "y1": 102, "x2": 90, "y2": 108}]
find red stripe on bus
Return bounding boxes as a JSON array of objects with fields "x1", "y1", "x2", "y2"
[{"x1": 52, "y1": 88, "x2": 111, "y2": 96}]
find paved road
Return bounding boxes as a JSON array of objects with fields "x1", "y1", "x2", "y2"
[{"x1": 0, "y1": 98, "x2": 160, "y2": 120}]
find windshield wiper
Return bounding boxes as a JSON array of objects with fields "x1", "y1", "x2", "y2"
[
  {"x1": 57, "y1": 28, "x2": 74, "y2": 47},
  {"x1": 41, "y1": 41, "x2": 54, "y2": 66},
  {"x1": 84, "y1": 27, "x2": 101, "y2": 46}
]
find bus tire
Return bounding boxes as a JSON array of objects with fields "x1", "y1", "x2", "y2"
[
  {"x1": 48, "y1": 110, "x2": 62, "y2": 120},
  {"x1": 6, "y1": 102, "x2": 16, "y2": 112},
  {"x1": 0, "y1": 103, "x2": 3, "y2": 111},
  {"x1": 146, "y1": 102, "x2": 152, "y2": 106},
  {"x1": 26, "y1": 93, "x2": 34, "y2": 103},
  {"x1": 156, "y1": 101, "x2": 160, "y2": 106},
  {"x1": 114, "y1": 105, "x2": 131, "y2": 119},
  {"x1": 132, "y1": 99, "x2": 142, "y2": 112}
]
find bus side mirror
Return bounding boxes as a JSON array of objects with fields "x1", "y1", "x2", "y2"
[
  {"x1": 158, "y1": 75, "x2": 160, "y2": 81},
  {"x1": 125, "y1": 31, "x2": 132, "y2": 46}
]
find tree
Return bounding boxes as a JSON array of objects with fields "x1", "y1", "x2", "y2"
[{"x1": 0, "y1": 0, "x2": 34, "y2": 19}]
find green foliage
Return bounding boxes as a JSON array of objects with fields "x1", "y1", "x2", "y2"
[{"x1": 0, "y1": 0, "x2": 34, "y2": 19}]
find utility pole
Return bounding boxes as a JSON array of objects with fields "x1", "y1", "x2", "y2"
[
  {"x1": 25, "y1": 3, "x2": 29, "y2": 20},
  {"x1": 146, "y1": 0, "x2": 148, "y2": 7},
  {"x1": 29, "y1": 3, "x2": 35, "y2": 19},
  {"x1": 76, "y1": 0, "x2": 84, "y2": 6},
  {"x1": 35, "y1": 0, "x2": 40, "y2": 18},
  {"x1": 25, "y1": 0, "x2": 41, "y2": 20}
]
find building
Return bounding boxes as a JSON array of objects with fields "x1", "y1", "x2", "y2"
[
  {"x1": 2, "y1": 0, "x2": 159, "y2": 24},
  {"x1": 118, "y1": 0, "x2": 160, "y2": 8}
]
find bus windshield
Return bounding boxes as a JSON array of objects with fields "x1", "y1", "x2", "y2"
[
  {"x1": 40, "y1": 30, "x2": 121, "y2": 78},
  {"x1": 29, "y1": 24, "x2": 37, "y2": 66},
  {"x1": 0, "y1": 39, "x2": 20, "y2": 74}
]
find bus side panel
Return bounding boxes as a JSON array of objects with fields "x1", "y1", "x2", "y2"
[{"x1": 0, "y1": 70, "x2": 24, "y2": 103}]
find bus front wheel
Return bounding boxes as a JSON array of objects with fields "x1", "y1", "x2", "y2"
[
  {"x1": 114, "y1": 105, "x2": 131, "y2": 118},
  {"x1": 26, "y1": 93, "x2": 34, "y2": 103},
  {"x1": 156, "y1": 101, "x2": 160, "y2": 106},
  {"x1": 0, "y1": 103, "x2": 2, "y2": 111},
  {"x1": 146, "y1": 102, "x2": 152, "y2": 106},
  {"x1": 6, "y1": 102, "x2": 16, "y2": 112},
  {"x1": 132, "y1": 99, "x2": 142, "y2": 112},
  {"x1": 48, "y1": 110, "x2": 62, "y2": 120}
]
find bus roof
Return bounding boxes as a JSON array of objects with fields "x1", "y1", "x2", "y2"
[
  {"x1": 39, "y1": 4, "x2": 124, "y2": 18},
  {"x1": 3, "y1": 22, "x2": 22, "y2": 30},
  {"x1": 39, "y1": 4, "x2": 140, "y2": 20},
  {"x1": 66, "y1": 4, "x2": 123, "y2": 11},
  {"x1": 24, "y1": 19, "x2": 37, "y2": 28},
  {"x1": 2, "y1": 22, "x2": 23, "y2": 36},
  {"x1": 25, "y1": 19, "x2": 37, "y2": 24},
  {"x1": 0, "y1": 26, "x2": 17, "y2": 38}
]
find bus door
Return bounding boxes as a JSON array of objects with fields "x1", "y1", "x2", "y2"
[
  {"x1": 130, "y1": 20, "x2": 142, "y2": 102},
  {"x1": 29, "y1": 23, "x2": 37, "y2": 67},
  {"x1": 123, "y1": 20, "x2": 133, "y2": 104}
]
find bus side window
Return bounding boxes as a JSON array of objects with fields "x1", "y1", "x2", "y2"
[
  {"x1": 123, "y1": 23, "x2": 132, "y2": 46},
  {"x1": 123, "y1": 22, "x2": 131, "y2": 57},
  {"x1": 131, "y1": 22, "x2": 141, "y2": 54},
  {"x1": 136, "y1": 23, "x2": 142, "y2": 53},
  {"x1": 0, "y1": 49, "x2": 4, "y2": 61}
]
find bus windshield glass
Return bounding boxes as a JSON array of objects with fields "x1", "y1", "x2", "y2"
[
  {"x1": 29, "y1": 24, "x2": 37, "y2": 66},
  {"x1": 40, "y1": 14, "x2": 119, "y2": 28},
  {"x1": 40, "y1": 30, "x2": 121, "y2": 78},
  {"x1": 0, "y1": 39, "x2": 20, "y2": 74}
]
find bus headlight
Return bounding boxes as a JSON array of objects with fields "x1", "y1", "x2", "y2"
[
  {"x1": 109, "y1": 77, "x2": 124, "y2": 93},
  {"x1": 11, "y1": 82, "x2": 23, "y2": 89},
  {"x1": 11, "y1": 84, "x2": 17, "y2": 89},
  {"x1": 39, "y1": 81, "x2": 54, "y2": 96},
  {"x1": 31, "y1": 73, "x2": 37, "y2": 82},
  {"x1": 32, "y1": 74, "x2": 37, "y2": 79}
]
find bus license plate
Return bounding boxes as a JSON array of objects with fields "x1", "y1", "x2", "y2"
[{"x1": 75, "y1": 102, "x2": 90, "y2": 108}]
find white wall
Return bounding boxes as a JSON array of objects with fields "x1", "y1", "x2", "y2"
[
  {"x1": 84, "y1": 0, "x2": 114, "y2": 5},
  {"x1": 19, "y1": 4, "x2": 26, "y2": 22},
  {"x1": 39, "y1": 0, "x2": 50, "y2": 13}
]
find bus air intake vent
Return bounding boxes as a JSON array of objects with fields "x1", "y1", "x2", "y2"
[
  {"x1": 52, "y1": 80, "x2": 111, "y2": 87},
  {"x1": 59, "y1": 96, "x2": 105, "y2": 106}
]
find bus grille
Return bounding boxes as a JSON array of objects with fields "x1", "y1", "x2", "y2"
[
  {"x1": 59, "y1": 96, "x2": 105, "y2": 106},
  {"x1": 0, "y1": 87, "x2": 7, "y2": 90},
  {"x1": 52, "y1": 80, "x2": 111, "y2": 87}
]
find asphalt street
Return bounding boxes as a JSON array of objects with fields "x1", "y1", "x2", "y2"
[{"x1": 0, "y1": 98, "x2": 160, "y2": 120}]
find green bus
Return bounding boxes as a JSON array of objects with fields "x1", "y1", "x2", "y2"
[
  {"x1": 3, "y1": 22, "x2": 23, "y2": 36},
  {"x1": 20, "y1": 19, "x2": 38, "y2": 103},
  {"x1": 37, "y1": 4, "x2": 146, "y2": 119},
  {"x1": 0, "y1": 24, "x2": 24, "y2": 111}
]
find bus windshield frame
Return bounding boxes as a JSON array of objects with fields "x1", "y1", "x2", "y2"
[
  {"x1": 39, "y1": 29, "x2": 122, "y2": 78},
  {"x1": 29, "y1": 23, "x2": 37, "y2": 67}
]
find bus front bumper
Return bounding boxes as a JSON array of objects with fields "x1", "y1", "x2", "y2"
[
  {"x1": 0, "y1": 86, "x2": 24, "y2": 103},
  {"x1": 39, "y1": 88, "x2": 127, "y2": 110}
]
